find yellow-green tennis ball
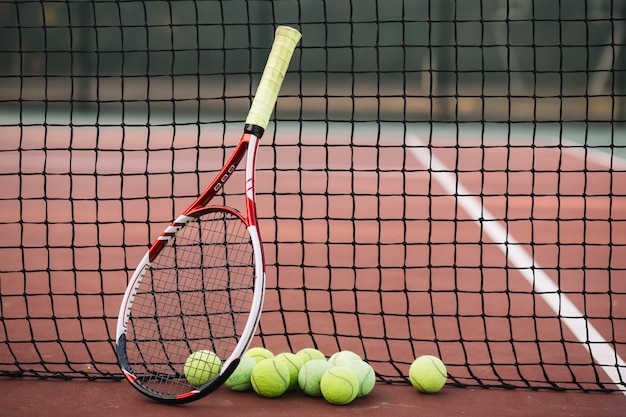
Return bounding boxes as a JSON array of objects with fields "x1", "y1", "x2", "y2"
[
  {"x1": 246, "y1": 346, "x2": 275, "y2": 363},
  {"x1": 344, "y1": 360, "x2": 376, "y2": 397},
  {"x1": 183, "y1": 350, "x2": 222, "y2": 387},
  {"x1": 274, "y1": 352, "x2": 304, "y2": 390},
  {"x1": 225, "y1": 354, "x2": 257, "y2": 391},
  {"x1": 250, "y1": 358, "x2": 290, "y2": 398},
  {"x1": 297, "y1": 359, "x2": 332, "y2": 397},
  {"x1": 328, "y1": 350, "x2": 362, "y2": 367},
  {"x1": 409, "y1": 355, "x2": 447, "y2": 393},
  {"x1": 295, "y1": 347, "x2": 327, "y2": 363},
  {"x1": 320, "y1": 366, "x2": 359, "y2": 405}
]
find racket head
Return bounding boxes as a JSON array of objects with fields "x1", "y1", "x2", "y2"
[{"x1": 116, "y1": 206, "x2": 265, "y2": 403}]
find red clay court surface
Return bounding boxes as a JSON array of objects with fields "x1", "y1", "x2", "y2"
[
  {"x1": 0, "y1": 379, "x2": 625, "y2": 417},
  {"x1": 1, "y1": 124, "x2": 625, "y2": 414}
]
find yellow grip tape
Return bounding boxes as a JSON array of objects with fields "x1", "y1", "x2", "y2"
[{"x1": 245, "y1": 25, "x2": 302, "y2": 130}]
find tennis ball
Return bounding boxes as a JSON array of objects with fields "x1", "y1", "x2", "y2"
[
  {"x1": 274, "y1": 352, "x2": 304, "y2": 390},
  {"x1": 246, "y1": 346, "x2": 274, "y2": 363},
  {"x1": 297, "y1": 359, "x2": 332, "y2": 397},
  {"x1": 224, "y1": 354, "x2": 257, "y2": 391},
  {"x1": 250, "y1": 358, "x2": 290, "y2": 398},
  {"x1": 344, "y1": 359, "x2": 376, "y2": 397},
  {"x1": 296, "y1": 347, "x2": 327, "y2": 363},
  {"x1": 328, "y1": 350, "x2": 362, "y2": 367},
  {"x1": 183, "y1": 350, "x2": 222, "y2": 387},
  {"x1": 409, "y1": 355, "x2": 447, "y2": 393},
  {"x1": 320, "y1": 366, "x2": 359, "y2": 405}
]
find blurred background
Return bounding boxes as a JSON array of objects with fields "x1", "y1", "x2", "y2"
[{"x1": 1, "y1": 0, "x2": 624, "y2": 123}]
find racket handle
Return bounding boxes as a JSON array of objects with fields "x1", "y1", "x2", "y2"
[{"x1": 245, "y1": 25, "x2": 302, "y2": 133}]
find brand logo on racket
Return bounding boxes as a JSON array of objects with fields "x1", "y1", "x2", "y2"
[{"x1": 213, "y1": 164, "x2": 237, "y2": 192}]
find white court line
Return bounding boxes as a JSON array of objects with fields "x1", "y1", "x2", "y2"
[{"x1": 407, "y1": 134, "x2": 626, "y2": 394}]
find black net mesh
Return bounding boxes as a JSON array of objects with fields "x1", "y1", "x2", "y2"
[{"x1": 0, "y1": 0, "x2": 624, "y2": 392}]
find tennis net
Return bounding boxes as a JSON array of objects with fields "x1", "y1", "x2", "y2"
[{"x1": 1, "y1": 0, "x2": 625, "y2": 392}]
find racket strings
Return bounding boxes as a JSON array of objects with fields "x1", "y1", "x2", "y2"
[{"x1": 124, "y1": 210, "x2": 255, "y2": 395}]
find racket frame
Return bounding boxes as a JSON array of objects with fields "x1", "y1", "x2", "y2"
[
  {"x1": 115, "y1": 25, "x2": 302, "y2": 403},
  {"x1": 115, "y1": 131, "x2": 265, "y2": 403}
]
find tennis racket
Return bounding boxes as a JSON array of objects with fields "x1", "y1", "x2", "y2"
[{"x1": 115, "y1": 25, "x2": 301, "y2": 404}]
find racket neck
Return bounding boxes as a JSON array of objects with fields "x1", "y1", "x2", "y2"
[
  {"x1": 182, "y1": 123, "x2": 265, "y2": 215},
  {"x1": 183, "y1": 136, "x2": 250, "y2": 214}
]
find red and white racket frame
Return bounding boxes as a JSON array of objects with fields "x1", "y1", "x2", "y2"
[{"x1": 115, "y1": 25, "x2": 302, "y2": 403}]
